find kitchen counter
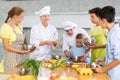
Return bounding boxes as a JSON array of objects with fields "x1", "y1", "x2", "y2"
[{"x1": 2, "y1": 65, "x2": 111, "y2": 80}]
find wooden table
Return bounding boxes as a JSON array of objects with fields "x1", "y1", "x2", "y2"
[{"x1": 3, "y1": 65, "x2": 111, "y2": 80}]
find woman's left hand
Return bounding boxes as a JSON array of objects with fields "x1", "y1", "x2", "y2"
[{"x1": 20, "y1": 50, "x2": 32, "y2": 54}]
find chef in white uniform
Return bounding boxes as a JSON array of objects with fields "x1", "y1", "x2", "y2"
[
  {"x1": 62, "y1": 21, "x2": 91, "y2": 57},
  {"x1": 30, "y1": 6, "x2": 58, "y2": 61}
]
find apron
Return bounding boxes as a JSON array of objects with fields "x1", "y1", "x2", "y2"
[
  {"x1": 4, "y1": 26, "x2": 24, "y2": 71},
  {"x1": 89, "y1": 26, "x2": 107, "y2": 62}
]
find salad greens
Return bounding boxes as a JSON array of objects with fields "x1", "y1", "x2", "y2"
[
  {"x1": 22, "y1": 59, "x2": 41, "y2": 77},
  {"x1": 48, "y1": 57, "x2": 67, "y2": 70}
]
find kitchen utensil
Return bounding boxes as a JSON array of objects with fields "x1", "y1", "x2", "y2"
[
  {"x1": 66, "y1": 61, "x2": 73, "y2": 67},
  {"x1": 71, "y1": 56, "x2": 82, "y2": 63},
  {"x1": 52, "y1": 55, "x2": 62, "y2": 60},
  {"x1": 18, "y1": 68, "x2": 26, "y2": 75},
  {"x1": 23, "y1": 44, "x2": 36, "y2": 51}
]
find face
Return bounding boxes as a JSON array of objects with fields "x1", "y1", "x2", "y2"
[
  {"x1": 65, "y1": 29, "x2": 73, "y2": 36},
  {"x1": 90, "y1": 13, "x2": 99, "y2": 24},
  {"x1": 40, "y1": 14, "x2": 50, "y2": 24},
  {"x1": 14, "y1": 12, "x2": 24, "y2": 24},
  {"x1": 76, "y1": 39, "x2": 83, "y2": 47}
]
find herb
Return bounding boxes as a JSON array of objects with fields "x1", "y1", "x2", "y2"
[
  {"x1": 48, "y1": 57, "x2": 67, "y2": 70},
  {"x1": 22, "y1": 59, "x2": 41, "y2": 77}
]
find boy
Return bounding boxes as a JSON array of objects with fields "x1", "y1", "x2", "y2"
[
  {"x1": 94, "y1": 6, "x2": 120, "y2": 80},
  {"x1": 88, "y1": 7, "x2": 108, "y2": 62},
  {"x1": 70, "y1": 33, "x2": 91, "y2": 63}
]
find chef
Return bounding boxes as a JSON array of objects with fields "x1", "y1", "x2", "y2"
[
  {"x1": 30, "y1": 6, "x2": 58, "y2": 61},
  {"x1": 62, "y1": 21, "x2": 91, "y2": 57}
]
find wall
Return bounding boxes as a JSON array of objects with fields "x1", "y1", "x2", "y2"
[
  {"x1": 0, "y1": 0, "x2": 120, "y2": 27},
  {"x1": 22, "y1": 12, "x2": 93, "y2": 28}
]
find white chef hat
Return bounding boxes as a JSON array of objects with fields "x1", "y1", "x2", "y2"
[
  {"x1": 35, "y1": 6, "x2": 51, "y2": 16},
  {"x1": 63, "y1": 21, "x2": 78, "y2": 30}
]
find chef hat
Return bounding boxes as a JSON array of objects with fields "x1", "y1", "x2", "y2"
[
  {"x1": 63, "y1": 21, "x2": 78, "y2": 30},
  {"x1": 35, "y1": 6, "x2": 51, "y2": 16}
]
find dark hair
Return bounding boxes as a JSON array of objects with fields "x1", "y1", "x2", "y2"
[
  {"x1": 99, "y1": 6, "x2": 115, "y2": 23},
  {"x1": 89, "y1": 7, "x2": 101, "y2": 17},
  {"x1": 76, "y1": 33, "x2": 84, "y2": 39},
  {"x1": 5, "y1": 6, "x2": 24, "y2": 23}
]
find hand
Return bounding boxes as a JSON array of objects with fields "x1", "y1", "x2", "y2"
[
  {"x1": 80, "y1": 54, "x2": 87, "y2": 62},
  {"x1": 87, "y1": 44, "x2": 97, "y2": 49},
  {"x1": 40, "y1": 41, "x2": 47, "y2": 45},
  {"x1": 92, "y1": 67, "x2": 104, "y2": 73},
  {"x1": 46, "y1": 41, "x2": 53, "y2": 45},
  {"x1": 64, "y1": 50, "x2": 71, "y2": 57},
  {"x1": 52, "y1": 40, "x2": 58, "y2": 46},
  {"x1": 20, "y1": 50, "x2": 32, "y2": 54},
  {"x1": 95, "y1": 58, "x2": 105, "y2": 63}
]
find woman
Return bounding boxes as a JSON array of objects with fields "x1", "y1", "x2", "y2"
[
  {"x1": 0, "y1": 6, "x2": 31, "y2": 71},
  {"x1": 30, "y1": 6, "x2": 58, "y2": 61},
  {"x1": 88, "y1": 7, "x2": 108, "y2": 62}
]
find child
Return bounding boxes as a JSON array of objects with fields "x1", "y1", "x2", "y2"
[{"x1": 70, "y1": 33, "x2": 91, "y2": 63}]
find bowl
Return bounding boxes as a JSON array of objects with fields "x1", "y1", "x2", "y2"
[
  {"x1": 71, "y1": 56, "x2": 82, "y2": 63},
  {"x1": 51, "y1": 55, "x2": 62, "y2": 60},
  {"x1": 83, "y1": 38, "x2": 91, "y2": 46},
  {"x1": 18, "y1": 68, "x2": 26, "y2": 75},
  {"x1": 66, "y1": 61, "x2": 73, "y2": 67},
  {"x1": 90, "y1": 62, "x2": 99, "y2": 68},
  {"x1": 23, "y1": 44, "x2": 36, "y2": 51}
]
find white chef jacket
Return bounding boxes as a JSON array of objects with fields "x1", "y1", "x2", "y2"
[
  {"x1": 63, "y1": 27, "x2": 91, "y2": 52},
  {"x1": 30, "y1": 23, "x2": 58, "y2": 61},
  {"x1": 106, "y1": 23, "x2": 120, "y2": 80}
]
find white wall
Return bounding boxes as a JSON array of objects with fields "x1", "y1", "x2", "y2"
[{"x1": 21, "y1": 12, "x2": 93, "y2": 28}]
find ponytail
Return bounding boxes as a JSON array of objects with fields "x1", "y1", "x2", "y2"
[
  {"x1": 4, "y1": 16, "x2": 9, "y2": 23},
  {"x1": 4, "y1": 6, "x2": 24, "y2": 23}
]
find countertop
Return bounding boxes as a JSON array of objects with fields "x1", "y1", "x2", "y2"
[{"x1": 1, "y1": 65, "x2": 111, "y2": 80}]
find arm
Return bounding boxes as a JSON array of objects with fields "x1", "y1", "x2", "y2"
[
  {"x1": 84, "y1": 48, "x2": 91, "y2": 56},
  {"x1": 87, "y1": 44, "x2": 106, "y2": 49},
  {"x1": 62, "y1": 34, "x2": 71, "y2": 56},
  {"x1": 95, "y1": 32, "x2": 120, "y2": 73},
  {"x1": 95, "y1": 59, "x2": 120, "y2": 73},
  {"x1": 2, "y1": 38, "x2": 30, "y2": 54},
  {"x1": 80, "y1": 48, "x2": 91, "y2": 62}
]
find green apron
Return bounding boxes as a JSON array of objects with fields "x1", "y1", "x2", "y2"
[{"x1": 89, "y1": 26, "x2": 108, "y2": 62}]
